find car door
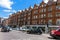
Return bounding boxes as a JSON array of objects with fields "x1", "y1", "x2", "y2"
[{"x1": 55, "y1": 28, "x2": 60, "y2": 35}]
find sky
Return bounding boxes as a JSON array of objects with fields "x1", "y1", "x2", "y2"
[{"x1": 0, "y1": 0, "x2": 49, "y2": 18}]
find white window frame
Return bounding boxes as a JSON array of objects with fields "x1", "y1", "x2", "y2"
[
  {"x1": 56, "y1": 12, "x2": 60, "y2": 17},
  {"x1": 56, "y1": 5, "x2": 60, "y2": 10},
  {"x1": 48, "y1": 13, "x2": 52, "y2": 17}
]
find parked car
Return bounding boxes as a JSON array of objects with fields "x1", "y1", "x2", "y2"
[
  {"x1": 7, "y1": 26, "x2": 12, "y2": 31},
  {"x1": 12, "y1": 27, "x2": 20, "y2": 31},
  {"x1": 27, "y1": 27, "x2": 42, "y2": 34},
  {"x1": 20, "y1": 27, "x2": 29, "y2": 32},
  {"x1": 50, "y1": 28, "x2": 60, "y2": 38},
  {"x1": 0, "y1": 28, "x2": 1, "y2": 31},
  {"x1": 1, "y1": 26, "x2": 12, "y2": 32}
]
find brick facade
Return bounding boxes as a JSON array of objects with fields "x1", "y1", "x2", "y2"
[{"x1": 8, "y1": 0, "x2": 60, "y2": 27}]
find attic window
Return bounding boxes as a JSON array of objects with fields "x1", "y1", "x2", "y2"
[{"x1": 42, "y1": 5, "x2": 43, "y2": 7}]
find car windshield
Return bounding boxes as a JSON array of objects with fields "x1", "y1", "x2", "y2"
[
  {"x1": 32, "y1": 27, "x2": 37, "y2": 30},
  {"x1": 56, "y1": 28, "x2": 60, "y2": 31}
]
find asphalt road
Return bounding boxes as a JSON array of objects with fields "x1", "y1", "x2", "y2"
[{"x1": 0, "y1": 30, "x2": 59, "y2": 40}]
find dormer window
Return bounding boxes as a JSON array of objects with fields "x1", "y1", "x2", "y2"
[
  {"x1": 42, "y1": 5, "x2": 43, "y2": 7},
  {"x1": 41, "y1": 4, "x2": 46, "y2": 7},
  {"x1": 34, "y1": 10, "x2": 38, "y2": 14},
  {"x1": 44, "y1": 4, "x2": 46, "y2": 7},
  {"x1": 48, "y1": 0, "x2": 54, "y2": 5}
]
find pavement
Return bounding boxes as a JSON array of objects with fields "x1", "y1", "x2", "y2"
[{"x1": 0, "y1": 30, "x2": 59, "y2": 40}]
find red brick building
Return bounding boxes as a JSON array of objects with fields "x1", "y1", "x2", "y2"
[
  {"x1": 31, "y1": 4, "x2": 39, "y2": 25},
  {"x1": 8, "y1": 0, "x2": 60, "y2": 27},
  {"x1": 8, "y1": 13, "x2": 19, "y2": 27}
]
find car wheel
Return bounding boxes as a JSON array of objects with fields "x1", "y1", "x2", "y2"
[
  {"x1": 8, "y1": 30, "x2": 10, "y2": 32},
  {"x1": 38, "y1": 32, "x2": 42, "y2": 35},
  {"x1": 27, "y1": 31, "x2": 31, "y2": 34},
  {"x1": 51, "y1": 35, "x2": 56, "y2": 39},
  {"x1": 56, "y1": 36, "x2": 60, "y2": 39}
]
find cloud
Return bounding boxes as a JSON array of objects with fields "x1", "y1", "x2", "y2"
[
  {"x1": 44, "y1": 0, "x2": 57, "y2": 3},
  {"x1": 3, "y1": 10, "x2": 17, "y2": 13},
  {"x1": 18, "y1": 10, "x2": 22, "y2": 12},
  {"x1": 44, "y1": 0, "x2": 48, "y2": 3},
  {"x1": 3, "y1": 10, "x2": 11, "y2": 12},
  {"x1": 9, "y1": 13, "x2": 12, "y2": 15},
  {"x1": 4, "y1": 17, "x2": 8, "y2": 19},
  {"x1": 12, "y1": 10, "x2": 17, "y2": 13},
  {"x1": 3, "y1": 10, "x2": 17, "y2": 16},
  {"x1": 0, "y1": 0, "x2": 14, "y2": 9},
  {"x1": 54, "y1": 0, "x2": 57, "y2": 1}
]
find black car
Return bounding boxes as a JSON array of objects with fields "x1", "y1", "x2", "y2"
[
  {"x1": 27, "y1": 27, "x2": 42, "y2": 34},
  {"x1": 1, "y1": 26, "x2": 11, "y2": 32}
]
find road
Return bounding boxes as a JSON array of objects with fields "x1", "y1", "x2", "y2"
[{"x1": 0, "y1": 30, "x2": 59, "y2": 40}]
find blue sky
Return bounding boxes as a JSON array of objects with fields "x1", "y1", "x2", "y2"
[{"x1": 0, "y1": 0, "x2": 48, "y2": 18}]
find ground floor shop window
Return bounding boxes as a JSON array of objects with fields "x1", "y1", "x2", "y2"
[
  {"x1": 56, "y1": 19, "x2": 60, "y2": 25},
  {"x1": 48, "y1": 20, "x2": 52, "y2": 25}
]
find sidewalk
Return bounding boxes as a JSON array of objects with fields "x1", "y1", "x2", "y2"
[{"x1": 42, "y1": 33, "x2": 51, "y2": 37}]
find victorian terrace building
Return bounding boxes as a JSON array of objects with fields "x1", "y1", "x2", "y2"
[{"x1": 8, "y1": 0, "x2": 60, "y2": 27}]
